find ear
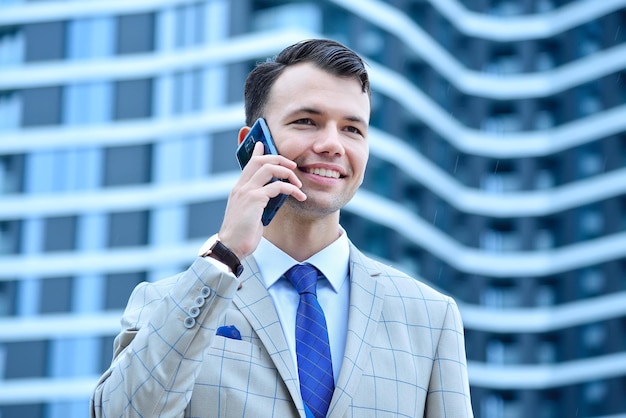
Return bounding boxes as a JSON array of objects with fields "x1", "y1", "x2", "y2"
[{"x1": 238, "y1": 126, "x2": 251, "y2": 145}]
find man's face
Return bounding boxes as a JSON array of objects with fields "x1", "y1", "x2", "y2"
[{"x1": 263, "y1": 62, "x2": 370, "y2": 219}]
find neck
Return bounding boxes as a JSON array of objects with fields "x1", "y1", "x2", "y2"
[{"x1": 263, "y1": 210, "x2": 342, "y2": 262}]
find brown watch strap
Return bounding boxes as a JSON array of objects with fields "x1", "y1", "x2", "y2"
[{"x1": 205, "y1": 240, "x2": 244, "y2": 277}]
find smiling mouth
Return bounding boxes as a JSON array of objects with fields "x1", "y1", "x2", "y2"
[{"x1": 304, "y1": 167, "x2": 342, "y2": 179}]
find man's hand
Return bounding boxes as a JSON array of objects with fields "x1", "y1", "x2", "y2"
[{"x1": 217, "y1": 141, "x2": 306, "y2": 260}]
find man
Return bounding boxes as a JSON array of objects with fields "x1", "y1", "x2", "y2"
[{"x1": 91, "y1": 39, "x2": 473, "y2": 417}]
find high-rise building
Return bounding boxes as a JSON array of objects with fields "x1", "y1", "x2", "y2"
[{"x1": 0, "y1": 1, "x2": 624, "y2": 417}]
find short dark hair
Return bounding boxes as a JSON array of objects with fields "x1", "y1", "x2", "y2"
[{"x1": 244, "y1": 38, "x2": 370, "y2": 126}]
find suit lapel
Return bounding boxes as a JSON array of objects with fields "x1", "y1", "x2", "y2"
[
  {"x1": 232, "y1": 257, "x2": 304, "y2": 413},
  {"x1": 328, "y1": 244, "x2": 386, "y2": 418}
]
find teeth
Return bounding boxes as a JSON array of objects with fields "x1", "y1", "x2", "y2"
[{"x1": 308, "y1": 167, "x2": 340, "y2": 178}]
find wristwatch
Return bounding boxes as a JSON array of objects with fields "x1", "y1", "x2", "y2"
[{"x1": 198, "y1": 234, "x2": 244, "y2": 277}]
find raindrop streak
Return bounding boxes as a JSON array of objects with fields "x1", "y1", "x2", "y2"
[
  {"x1": 433, "y1": 209, "x2": 438, "y2": 226},
  {"x1": 494, "y1": 160, "x2": 500, "y2": 173},
  {"x1": 615, "y1": 25, "x2": 621, "y2": 41},
  {"x1": 453, "y1": 155, "x2": 459, "y2": 174}
]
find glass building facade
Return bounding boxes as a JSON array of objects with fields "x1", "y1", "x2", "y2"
[{"x1": 0, "y1": 0, "x2": 624, "y2": 417}]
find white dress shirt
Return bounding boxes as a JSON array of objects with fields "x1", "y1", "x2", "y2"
[{"x1": 253, "y1": 231, "x2": 351, "y2": 384}]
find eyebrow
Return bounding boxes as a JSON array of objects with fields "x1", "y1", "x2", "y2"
[{"x1": 288, "y1": 107, "x2": 368, "y2": 127}]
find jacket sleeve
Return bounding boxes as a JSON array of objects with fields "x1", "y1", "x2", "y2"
[
  {"x1": 426, "y1": 297, "x2": 474, "y2": 417},
  {"x1": 90, "y1": 257, "x2": 239, "y2": 418}
]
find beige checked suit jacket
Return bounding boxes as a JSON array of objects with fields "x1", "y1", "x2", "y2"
[{"x1": 91, "y1": 242, "x2": 473, "y2": 417}]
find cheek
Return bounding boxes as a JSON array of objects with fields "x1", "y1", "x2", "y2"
[
  {"x1": 272, "y1": 132, "x2": 308, "y2": 160},
  {"x1": 273, "y1": 138, "x2": 296, "y2": 159},
  {"x1": 352, "y1": 146, "x2": 369, "y2": 175},
  {"x1": 278, "y1": 144, "x2": 302, "y2": 162}
]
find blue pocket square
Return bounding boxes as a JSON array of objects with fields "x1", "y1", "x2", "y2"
[{"x1": 216, "y1": 325, "x2": 242, "y2": 340}]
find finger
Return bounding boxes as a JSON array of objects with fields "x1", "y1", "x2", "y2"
[
  {"x1": 268, "y1": 165, "x2": 302, "y2": 187},
  {"x1": 249, "y1": 154, "x2": 297, "y2": 171},
  {"x1": 263, "y1": 180, "x2": 307, "y2": 202},
  {"x1": 248, "y1": 161, "x2": 302, "y2": 188},
  {"x1": 252, "y1": 141, "x2": 265, "y2": 156},
  {"x1": 247, "y1": 141, "x2": 297, "y2": 170}
]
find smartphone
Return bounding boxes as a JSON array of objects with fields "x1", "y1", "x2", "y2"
[{"x1": 236, "y1": 118, "x2": 289, "y2": 226}]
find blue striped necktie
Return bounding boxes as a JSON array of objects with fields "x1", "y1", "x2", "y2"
[{"x1": 285, "y1": 263, "x2": 334, "y2": 418}]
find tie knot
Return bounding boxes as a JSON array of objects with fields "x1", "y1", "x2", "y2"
[{"x1": 285, "y1": 263, "x2": 320, "y2": 296}]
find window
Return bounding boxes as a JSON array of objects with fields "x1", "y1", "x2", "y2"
[
  {"x1": 402, "y1": 183, "x2": 423, "y2": 214},
  {"x1": 103, "y1": 144, "x2": 152, "y2": 186},
  {"x1": 0, "y1": 91, "x2": 22, "y2": 131},
  {"x1": 0, "y1": 26, "x2": 24, "y2": 66},
  {"x1": 362, "y1": 156, "x2": 392, "y2": 196},
  {"x1": 480, "y1": 221, "x2": 521, "y2": 252},
  {"x1": 481, "y1": 282, "x2": 521, "y2": 308},
  {"x1": 578, "y1": 22, "x2": 602, "y2": 57},
  {"x1": 100, "y1": 336, "x2": 115, "y2": 372},
  {"x1": 486, "y1": 336, "x2": 521, "y2": 365},
  {"x1": 0, "y1": 403, "x2": 44, "y2": 418},
  {"x1": 481, "y1": 104, "x2": 522, "y2": 133},
  {"x1": 584, "y1": 381, "x2": 608, "y2": 408},
  {"x1": 488, "y1": 0, "x2": 524, "y2": 16},
  {"x1": 0, "y1": 281, "x2": 16, "y2": 316},
  {"x1": 113, "y1": 78, "x2": 153, "y2": 120},
  {"x1": 107, "y1": 210, "x2": 150, "y2": 248},
  {"x1": 21, "y1": 86, "x2": 62, "y2": 127},
  {"x1": 0, "y1": 154, "x2": 23, "y2": 193},
  {"x1": 578, "y1": 205, "x2": 604, "y2": 240},
  {"x1": 534, "y1": 228, "x2": 554, "y2": 250},
  {"x1": 224, "y1": 62, "x2": 248, "y2": 104},
  {"x1": 482, "y1": 391, "x2": 522, "y2": 418},
  {"x1": 24, "y1": 21, "x2": 65, "y2": 62},
  {"x1": 116, "y1": 13, "x2": 154, "y2": 55},
  {"x1": 210, "y1": 130, "x2": 240, "y2": 173},
  {"x1": 578, "y1": 144, "x2": 604, "y2": 177},
  {"x1": 43, "y1": 216, "x2": 76, "y2": 252},
  {"x1": 537, "y1": 391, "x2": 559, "y2": 418},
  {"x1": 187, "y1": 200, "x2": 227, "y2": 239},
  {"x1": 582, "y1": 323, "x2": 607, "y2": 354},
  {"x1": 40, "y1": 276, "x2": 72, "y2": 313},
  {"x1": 363, "y1": 222, "x2": 390, "y2": 258},
  {"x1": 537, "y1": 339, "x2": 557, "y2": 364},
  {"x1": 255, "y1": 2, "x2": 322, "y2": 34},
  {"x1": 534, "y1": 168, "x2": 555, "y2": 189},
  {"x1": 580, "y1": 268, "x2": 605, "y2": 296},
  {"x1": 2, "y1": 340, "x2": 48, "y2": 378},
  {"x1": 481, "y1": 160, "x2": 521, "y2": 193},
  {"x1": 484, "y1": 45, "x2": 522, "y2": 75},
  {"x1": 535, "y1": 281, "x2": 556, "y2": 306},
  {"x1": 104, "y1": 271, "x2": 146, "y2": 310},
  {"x1": 0, "y1": 220, "x2": 21, "y2": 255}
]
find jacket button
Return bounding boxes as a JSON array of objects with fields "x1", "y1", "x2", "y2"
[
  {"x1": 200, "y1": 286, "x2": 211, "y2": 298},
  {"x1": 189, "y1": 306, "x2": 200, "y2": 318},
  {"x1": 184, "y1": 316, "x2": 196, "y2": 328},
  {"x1": 194, "y1": 296, "x2": 205, "y2": 307}
]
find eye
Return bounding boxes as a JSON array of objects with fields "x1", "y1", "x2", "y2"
[
  {"x1": 345, "y1": 126, "x2": 364, "y2": 136},
  {"x1": 293, "y1": 118, "x2": 314, "y2": 125}
]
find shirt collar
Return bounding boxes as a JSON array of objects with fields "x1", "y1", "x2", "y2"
[{"x1": 253, "y1": 229, "x2": 350, "y2": 293}]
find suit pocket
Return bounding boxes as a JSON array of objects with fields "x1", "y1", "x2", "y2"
[{"x1": 209, "y1": 336, "x2": 262, "y2": 359}]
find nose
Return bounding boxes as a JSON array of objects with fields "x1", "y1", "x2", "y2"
[{"x1": 312, "y1": 124, "x2": 345, "y2": 156}]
